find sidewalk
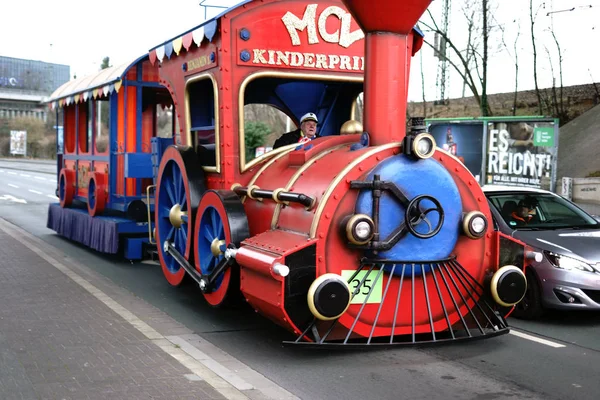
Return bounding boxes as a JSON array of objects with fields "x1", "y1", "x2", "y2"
[
  {"x1": 0, "y1": 219, "x2": 243, "y2": 400},
  {"x1": 0, "y1": 158, "x2": 56, "y2": 175}
]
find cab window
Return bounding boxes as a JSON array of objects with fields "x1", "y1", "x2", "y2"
[
  {"x1": 186, "y1": 76, "x2": 217, "y2": 169},
  {"x1": 240, "y1": 76, "x2": 363, "y2": 169}
]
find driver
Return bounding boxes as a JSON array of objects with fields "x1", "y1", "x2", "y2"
[
  {"x1": 273, "y1": 113, "x2": 319, "y2": 149},
  {"x1": 509, "y1": 198, "x2": 537, "y2": 226}
]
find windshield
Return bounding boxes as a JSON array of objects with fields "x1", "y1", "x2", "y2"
[{"x1": 487, "y1": 192, "x2": 600, "y2": 230}]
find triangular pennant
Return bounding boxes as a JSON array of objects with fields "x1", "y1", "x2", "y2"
[
  {"x1": 156, "y1": 46, "x2": 165, "y2": 62},
  {"x1": 165, "y1": 42, "x2": 173, "y2": 59},
  {"x1": 52, "y1": 101, "x2": 57, "y2": 109},
  {"x1": 74, "y1": 94, "x2": 80, "y2": 103},
  {"x1": 149, "y1": 49, "x2": 157, "y2": 65},
  {"x1": 93, "y1": 88, "x2": 99, "y2": 98},
  {"x1": 114, "y1": 81, "x2": 122, "y2": 93},
  {"x1": 109, "y1": 84, "x2": 115, "y2": 94},
  {"x1": 192, "y1": 26, "x2": 205, "y2": 46},
  {"x1": 103, "y1": 85, "x2": 110, "y2": 96},
  {"x1": 173, "y1": 37, "x2": 183, "y2": 55},
  {"x1": 205, "y1": 20, "x2": 217, "y2": 42},
  {"x1": 83, "y1": 92, "x2": 89, "y2": 101},
  {"x1": 182, "y1": 32, "x2": 193, "y2": 50}
]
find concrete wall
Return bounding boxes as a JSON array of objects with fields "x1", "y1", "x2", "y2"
[{"x1": 561, "y1": 177, "x2": 600, "y2": 216}]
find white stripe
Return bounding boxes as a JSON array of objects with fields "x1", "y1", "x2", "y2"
[
  {"x1": 510, "y1": 329, "x2": 565, "y2": 348},
  {"x1": 29, "y1": 189, "x2": 43, "y2": 195},
  {"x1": 8, "y1": 171, "x2": 17, "y2": 175},
  {"x1": 20, "y1": 174, "x2": 31, "y2": 177},
  {"x1": 47, "y1": 194, "x2": 57, "y2": 199},
  {"x1": 0, "y1": 169, "x2": 4, "y2": 172},
  {"x1": 34, "y1": 176, "x2": 46, "y2": 181},
  {"x1": 8, "y1": 184, "x2": 19, "y2": 188}
]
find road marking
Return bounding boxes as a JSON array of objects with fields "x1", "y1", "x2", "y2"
[
  {"x1": 510, "y1": 329, "x2": 566, "y2": 348},
  {"x1": 47, "y1": 194, "x2": 57, "y2": 199},
  {"x1": 8, "y1": 171, "x2": 17, "y2": 175},
  {"x1": 20, "y1": 174, "x2": 31, "y2": 177},
  {"x1": 8, "y1": 184, "x2": 19, "y2": 188},
  {"x1": 0, "y1": 169, "x2": 4, "y2": 173},
  {"x1": 29, "y1": 189, "x2": 43, "y2": 195},
  {"x1": 0, "y1": 195, "x2": 27, "y2": 204},
  {"x1": 0, "y1": 219, "x2": 299, "y2": 400},
  {"x1": 34, "y1": 176, "x2": 46, "y2": 181}
]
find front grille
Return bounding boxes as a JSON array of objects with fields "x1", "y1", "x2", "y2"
[
  {"x1": 581, "y1": 289, "x2": 600, "y2": 304},
  {"x1": 283, "y1": 257, "x2": 509, "y2": 347}
]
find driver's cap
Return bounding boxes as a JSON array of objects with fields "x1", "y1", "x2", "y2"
[{"x1": 300, "y1": 112, "x2": 318, "y2": 124}]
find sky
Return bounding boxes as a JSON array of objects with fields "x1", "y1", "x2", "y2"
[{"x1": 1, "y1": 0, "x2": 597, "y2": 102}]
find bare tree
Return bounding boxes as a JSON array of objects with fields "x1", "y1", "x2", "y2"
[
  {"x1": 420, "y1": 50, "x2": 427, "y2": 118},
  {"x1": 529, "y1": 0, "x2": 543, "y2": 115},
  {"x1": 420, "y1": 1, "x2": 494, "y2": 116},
  {"x1": 499, "y1": 21, "x2": 521, "y2": 115}
]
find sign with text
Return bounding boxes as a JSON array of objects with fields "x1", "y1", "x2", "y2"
[
  {"x1": 10, "y1": 130, "x2": 27, "y2": 156},
  {"x1": 485, "y1": 121, "x2": 557, "y2": 190}
]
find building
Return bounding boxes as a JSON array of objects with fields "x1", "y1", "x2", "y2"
[{"x1": 0, "y1": 55, "x2": 70, "y2": 122}]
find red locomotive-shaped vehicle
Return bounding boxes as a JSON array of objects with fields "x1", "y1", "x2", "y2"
[{"x1": 47, "y1": 0, "x2": 529, "y2": 346}]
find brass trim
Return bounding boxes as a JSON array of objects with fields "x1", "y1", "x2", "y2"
[
  {"x1": 271, "y1": 188, "x2": 288, "y2": 205},
  {"x1": 350, "y1": 92, "x2": 363, "y2": 122},
  {"x1": 411, "y1": 133, "x2": 436, "y2": 159},
  {"x1": 210, "y1": 238, "x2": 226, "y2": 257},
  {"x1": 462, "y1": 210, "x2": 488, "y2": 239},
  {"x1": 310, "y1": 143, "x2": 402, "y2": 238},
  {"x1": 169, "y1": 204, "x2": 186, "y2": 229},
  {"x1": 230, "y1": 183, "x2": 242, "y2": 191},
  {"x1": 246, "y1": 184, "x2": 261, "y2": 201},
  {"x1": 307, "y1": 273, "x2": 352, "y2": 321},
  {"x1": 184, "y1": 72, "x2": 220, "y2": 173},
  {"x1": 490, "y1": 266, "x2": 527, "y2": 307},
  {"x1": 146, "y1": 185, "x2": 156, "y2": 245},
  {"x1": 271, "y1": 143, "x2": 350, "y2": 229},
  {"x1": 345, "y1": 214, "x2": 375, "y2": 245},
  {"x1": 238, "y1": 71, "x2": 364, "y2": 172}
]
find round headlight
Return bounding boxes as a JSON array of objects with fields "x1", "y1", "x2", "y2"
[
  {"x1": 411, "y1": 133, "x2": 436, "y2": 159},
  {"x1": 345, "y1": 214, "x2": 375, "y2": 245},
  {"x1": 462, "y1": 211, "x2": 488, "y2": 239}
]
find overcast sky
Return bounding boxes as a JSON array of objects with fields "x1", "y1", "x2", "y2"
[{"x1": 1, "y1": 0, "x2": 596, "y2": 102}]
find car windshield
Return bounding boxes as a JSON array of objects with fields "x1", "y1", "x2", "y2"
[{"x1": 487, "y1": 192, "x2": 600, "y2": 230}]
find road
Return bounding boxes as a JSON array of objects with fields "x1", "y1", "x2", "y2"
[{"x1": 2, "y1": 158, "x2": 600, "y2": 400}]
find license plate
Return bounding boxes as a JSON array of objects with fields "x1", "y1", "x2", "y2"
[{"x1": 341, "y1": 270, "x2": 383, "y2": 304}]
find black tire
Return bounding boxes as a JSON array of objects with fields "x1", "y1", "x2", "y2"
[{"x1": 512, "y1": 269, "x2": 544, "y2": 320}]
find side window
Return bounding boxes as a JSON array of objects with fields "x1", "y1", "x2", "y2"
[
  {"x1": 187, "y1": 77, "x2": 217, "y2": 169},
  {"x1": 243, "y1": 104, "x2": 295, "y2": 163},
  {"x1": 352, "y1": 92, "x2": 364, "y2": 125},
  {"x1": 156, "y1": 104, "x2": 178, "y2": 138},
  {"x1": 95, "y1": 98, "x2": 109, "y2": 153}
]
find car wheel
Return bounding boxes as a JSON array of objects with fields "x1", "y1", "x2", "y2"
[{"x1": 512, "y1": 270, "x2": 544, "y2": 320}]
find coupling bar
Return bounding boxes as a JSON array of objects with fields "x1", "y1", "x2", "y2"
[{"x1": 163, "y1": 241, "x2": 237, "y2": 293}]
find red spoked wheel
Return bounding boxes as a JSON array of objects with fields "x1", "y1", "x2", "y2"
[
  {"x1": 59, "y1": 168, "x2": 75, "y2": 208},
  {"x1": 87, "y1": 172, "x2": 108, "y2": 216},
  {"x1": 155, "y1": 146, "x2": 206, "y2": 286},
  {"x1": 194, "y1": 190, "x2": 249, "y2": 307}
]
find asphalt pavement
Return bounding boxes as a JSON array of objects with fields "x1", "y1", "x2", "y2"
[{"x1": 2, "y1": 160, "x2": 600, "y2": 400}]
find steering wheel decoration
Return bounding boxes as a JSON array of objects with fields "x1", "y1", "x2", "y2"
[{"x1": 405, "y1": 195, "x2": 445, "y2": 239}]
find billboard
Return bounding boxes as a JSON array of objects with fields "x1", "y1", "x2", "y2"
[
  {"x1": 426, "y1": 117, "x2": 559, "y2": 191},
  {"x1": 428, "y1": 122, "x2": 484, "y2": 184},
  {"x1": 485, "y1": 120, "x2": 557, "y2": 189},
  {"x1": 10, "y1": 130, "x2": 27, "y2": 156}
]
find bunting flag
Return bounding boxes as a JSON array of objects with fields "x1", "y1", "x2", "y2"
[
  {"x1": 192, "y1": 26, "x2": 205, "y2": 46},
  {"x1": 103, "y1": 85, "x2": 110, "y2": 96},
  {"x1": 83, "y1": 92, "x2": 89, "y2": 101},
  {"x1": 182, "y1": 32, "x2": 193, "y2": 50},
  {"x1": 93, "y1": 88, "x2": 99, "y2": 98},
  {"x1": 74, "y1": 94, "x2": 80, "y2": 103},
  {"x1": 156, "y1": 46, "x2": 165, "y2": 62},
  {"x1": 114, "y1": 81, "x2": 122, "y2": 93},
  {"x1": 173, "y1": 37, "x2": 183, "y2": 55},
  {"x1": 165, "y1": 41, "x2": 173, "y2": 59},
  {"x1": 205, "y1": 20, "x2": 217, "y2": 42},
  {"x1": 149, "y1": 50, "x2": 157, "y2": 65}
]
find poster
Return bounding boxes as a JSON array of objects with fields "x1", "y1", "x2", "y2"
[
  {"x1": 428, "y1": 122, "x2": 484, "y2": 182},
  {"x1": 10, "y1": 130, "x2": 27, "y2": 156},
  {"x1": 485, "y1": 121, "x2": 557, "y2": 190}
]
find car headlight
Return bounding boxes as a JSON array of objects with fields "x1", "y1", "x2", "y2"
[{"x1": 544, "y1": 251, "x2": 595, "y2": 272}]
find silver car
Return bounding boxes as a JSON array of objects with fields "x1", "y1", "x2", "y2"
[{"x1": 483, "y1": 185, "x2": 600, "y2": 319}]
